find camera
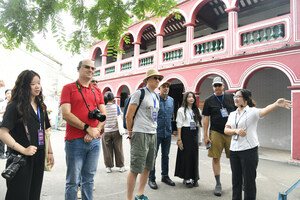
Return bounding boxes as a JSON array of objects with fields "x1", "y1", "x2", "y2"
[
  {"x1": 2, "y1": 153, "x2": 27, "y2": 180},
  {"x1": 88, "y1": 109, "x2": 106, "y2": 122}
]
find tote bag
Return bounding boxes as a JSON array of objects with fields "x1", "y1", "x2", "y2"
[{"x1": 117, "y1": 105, "x2": 126, "y2": 135}]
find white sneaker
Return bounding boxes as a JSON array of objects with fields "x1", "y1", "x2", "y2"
[
  {"x1": 119, "y1": 167, "x2": 126, "y2": 173},
  {"x1": 106, "y1": 167, "x2": 112, "y2": 173}
]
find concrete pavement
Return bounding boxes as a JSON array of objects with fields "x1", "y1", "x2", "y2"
[{"x1": 0, "y1": 130, "x2": 299, "y2": 200}]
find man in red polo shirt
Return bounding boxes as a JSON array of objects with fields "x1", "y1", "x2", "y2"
[{"x1": 60, "y1": 59, "x2": 106, "y2": 200}]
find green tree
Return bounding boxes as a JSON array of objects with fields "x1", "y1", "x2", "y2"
[{"x1": 0, "y1": 0, "x2": 177, "y2": 55}]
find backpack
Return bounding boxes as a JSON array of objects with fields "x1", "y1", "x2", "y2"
[{"x1": 123, "y1": 88, "x2": 145, "y2": 129}]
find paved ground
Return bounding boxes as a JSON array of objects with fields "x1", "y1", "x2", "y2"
[{"x1": 0, "y1": 130, "x2": 300, "y2": 200}]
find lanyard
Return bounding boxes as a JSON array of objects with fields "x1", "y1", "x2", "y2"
[
  {"x1": 235, "y1": 110, "x2": 246, "y2": 128},
  {"x1": 37, "y1": 106, "x2": 42, "y2": 129},
  {"x1": 146, "y1": 87, "x2": 156, "y2": 108},
  {"x1": 214, "y1": 93, "x2": 224, "y2": 107},
  {"x1": 187, "y1": 107, "x2": 194, "y2": 120},
  {"x1": 76, "y1": 81, "x2": 99, "y2": 112}
]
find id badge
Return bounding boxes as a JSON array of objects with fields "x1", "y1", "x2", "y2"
[
  {"x1": 38, "y1": 129, "x2": 44, "y2": 145},
  {"x1": 220, "y1": 107, "x2": 229, "y2": 117},
  {"x1": 190, "y1": 121, "x2": 196, "y2": 130},
  {"x1": 152, "y1": 111, "x2": 157, "y2": 122}
]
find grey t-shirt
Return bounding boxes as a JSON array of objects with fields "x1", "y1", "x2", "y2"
[{"x1": 130, "y1": 87, "x2": 159, "y2": 134}]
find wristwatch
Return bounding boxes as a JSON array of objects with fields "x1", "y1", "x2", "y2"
[{"x1": 83, "y1": 124, "x2": 89, "y2": 132}]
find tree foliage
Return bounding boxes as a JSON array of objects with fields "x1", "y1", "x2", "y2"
[{"x1": 0, "y1": 0, "x2": 178, "y2": 54}]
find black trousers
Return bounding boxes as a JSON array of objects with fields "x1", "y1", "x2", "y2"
[
  {"x1": 5, "y1": 149, "x2": 45, "y2": 200},
  {"x1": 230, "y1": 147, "x2": 258, "y2": 200}
]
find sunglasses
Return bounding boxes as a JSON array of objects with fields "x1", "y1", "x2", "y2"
[
  {"x1": 91, "y1": 80, "x2": 98, "y2": 83},
  {"x1": 83, "y1": 65, "x2": 96, "y2": 71},
  {"x1": 213, "y1": 84, "x2": 223, "y2": 87},
  {"x1": 152, "y1": 76, "x2": 162, "y2": 81}
]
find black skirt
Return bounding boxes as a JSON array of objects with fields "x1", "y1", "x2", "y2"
[{"x1": 174, "y1": 127, "x2": 199, "y2": 181}]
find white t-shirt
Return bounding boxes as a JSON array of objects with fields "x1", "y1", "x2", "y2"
[
  {"x1": 226, "y1": 106, "x2": 262, "y2": 151},
  {"x1": 0, "y1": 100, "x2": 8, "y2": 122},
  {"x1": 130, "y1": 88, "x2": 159, "y2": 134},
  {"x1": 176, "y1": 107, "x2": 203, "y2": 142}
]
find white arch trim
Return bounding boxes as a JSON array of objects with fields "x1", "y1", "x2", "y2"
[
  {"x1": 116, "y1": 82, "x2": 133, "y2": 95},
  {"x1": 240, "y1": 61, "x2": 299, "y2": 88},
  {"x1": 101, "y1": 84, "x2": 114, "y2": 94},
  {"x1": 189, "y1": 0, "x2": 230, "y2": 23},
  {"x1": 192, "y1": 69, "x2": 233, "y2": 91},
  {"x1": 158, "y1": 9, "x2": 188, "y2": 33},
  {"x1": 119, "y1": 30, "x2": 136, "y2": 46},
  {"x1": 135, "y1": 21, "x2": 157, "y2": 42},
  {"x1": 163, "y1": 74, "x2": 188, "y2": 92}
]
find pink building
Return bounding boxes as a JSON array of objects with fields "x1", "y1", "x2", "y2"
[{"x1": 90, "y1": 0, "x2": 300, "y2": 162}]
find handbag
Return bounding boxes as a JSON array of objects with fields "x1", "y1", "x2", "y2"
[
  {"x1": 44, "y1": 127, "x2": 52, "y2": 171},
  {"x1": 116, "y1": 105, "x2": 126, "y2": 135}
]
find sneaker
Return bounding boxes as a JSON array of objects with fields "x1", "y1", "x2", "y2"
[
  {"x1": 184, "y1": 180, "x2": 193, "y2": 188},
  {"x1": 77, "y1": 187, "x2": 82, "y2": 199},
  {"x1": 148, "y1": 179, "x2": 158, "y2": 189},
  {"x1": 119, "y1": 167, "x2": 126, "y2": 173},
  {"x1": 134, "y1": 194, "x2": 149, "y2": 200},
  {"x1": 0, "y1": 154, "x2": 6, "y2": 159},
  {"x1": 214, "y1": 184, "x2": 222, "y2": 196},
  {"x1": 106, "y1": 167, "x2": 112, "y2": 173}
]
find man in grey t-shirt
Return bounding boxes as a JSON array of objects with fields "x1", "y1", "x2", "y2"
[{"x1": 126, "y1": 69, "x2": 163, "y2": 200}]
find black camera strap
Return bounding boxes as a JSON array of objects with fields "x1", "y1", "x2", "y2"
[{"x1": 75, "y1": 81, "x2": 99, "y2": 112}]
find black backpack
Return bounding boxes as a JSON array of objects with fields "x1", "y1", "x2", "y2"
[{"x1": 123, "y1": 88, "x2": 145, "y2": 129}]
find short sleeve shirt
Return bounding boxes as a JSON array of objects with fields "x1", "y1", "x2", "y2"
[
  {"x1": 60, "y1": 81, "x2": 105, "y2": 140},
  {"x1": 202, "y1": 92, "x2": 235, "y2": 134},
  {"x1": 130, "y1": 88, "x2": 159, "y2": 134},
  {"x1": 0, "y1": 101, "x2": 50, "y2": 150},
  {"x1": 226, "y1": 106, "x2": 261, "y2": 151}
]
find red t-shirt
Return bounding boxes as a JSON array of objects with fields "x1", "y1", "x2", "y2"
[{"x1": 60, "y1": 81, "x2": 105, "y2": 140}]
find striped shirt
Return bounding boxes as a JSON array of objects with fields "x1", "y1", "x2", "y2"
[{"x1": 104, "y1": 104, "x2": 119, "y2": 132}]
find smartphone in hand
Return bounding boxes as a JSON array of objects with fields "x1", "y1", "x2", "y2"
[{"x1": 206, "y1": 141, "x2": 211, "y2": 150}]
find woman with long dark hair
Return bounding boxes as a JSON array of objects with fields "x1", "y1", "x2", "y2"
[
  {"x1": 0, "y1": 70, "x2": 54, "y2": 200},
  {"x1": 174, "y1": 91, "x2": 202, "y2": 188},
  {"x1": 224, "y1": 89, "x2": 291, "y2": 200}
]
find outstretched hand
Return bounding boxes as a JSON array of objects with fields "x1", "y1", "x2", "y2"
[{"x1": 276, "y1": 98, "x2": 292, "y2": 109}]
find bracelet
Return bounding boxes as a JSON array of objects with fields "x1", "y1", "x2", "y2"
[
  {"x1": 127, "y1": 136, "x2": 131, "y2": 139},
  {"x1": 177, "y1": 139, "x2": 182, "y2": 141},
  {"x1": 48, "y1": 152, "x2": 53, "y2": 154},
  {"x1": 12, "y1": 141, "x2": 16, "y2": 150}
]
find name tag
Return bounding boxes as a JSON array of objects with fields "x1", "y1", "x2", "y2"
[
  {"x1": 190, "y1": 121, "x2": 196, "y2": 130},
  {"x1": 38, "y1": 129, "x2": 44, "y2": 145},
  {"x1": 152, "y1": 111, "x2": 157, "y2": 122},
  {"x1": 220, "y1": 107, "x2": 229, "y2": 117}
]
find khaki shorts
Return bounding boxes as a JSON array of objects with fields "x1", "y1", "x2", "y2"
[
  {"x1": 208, "y1": 130, "x2": 231, "y2": 158},
  {"x1": 130, "y1": 132, "x2": 157, "y2": 174}
]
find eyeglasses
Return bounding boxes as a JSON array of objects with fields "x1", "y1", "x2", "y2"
[
  {"x1": 233, "y1": 95, "x2": 243, "y2": 99},
  {"x1": 152, "y1": 76, "x2": 162, "y2": 81},
  {"x1": 91, "y1": 80, "x2": 98, "y2": 83},
  {"x1": 213, "y1": 84, "x2": 223, "y2": 87},
  {"x1": 83, "y1": 65, "x2": 96, "y2": 71}
]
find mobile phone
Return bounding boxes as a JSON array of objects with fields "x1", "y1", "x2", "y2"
[
  {"x1": 179, "y1": 145, "x2": 184, "y2": 151},
  {"x1": 206, "y1": 141, "x2": 211, "y2": 150}
]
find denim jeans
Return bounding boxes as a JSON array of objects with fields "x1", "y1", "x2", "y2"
[
  {"x1": 65, "y1": 138, "x2": 101, "y2": 200},
  {"x1": 149, "y1": 136, "x2": 171, "y2": 180}
]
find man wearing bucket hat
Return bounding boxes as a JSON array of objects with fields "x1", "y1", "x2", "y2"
[
  {"x1": 148, "y1": 80, "x2": 175, "y2": 190},
  {"x1": 202, "y1": 76, "x2": 235, "y2": 196},
  {"x1": 126, "y1": 69, "x2": 162, "y2": 200}
]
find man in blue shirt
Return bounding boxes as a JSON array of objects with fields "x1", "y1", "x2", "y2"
[{"x1": 148, "y1": 81, "x2": 175, "y2": 189}]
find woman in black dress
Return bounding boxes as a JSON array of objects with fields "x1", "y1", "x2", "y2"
[
  {"x1": 175, "y1": 91, "x2": 202, "y2": 188},
  {"x1": 0, "y1": 70, "x2": 54, "y2": 200}
]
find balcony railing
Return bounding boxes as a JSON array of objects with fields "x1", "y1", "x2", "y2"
[
  {"x1": 140, "y1": 56, "x2": 154, "y2": 67},
  {"x1": 163, "y1": 49, "x2": 183, "y2": 62},
  {"x1": 242, "y1": 24, "x2": 285, "y2": 46},
  {"x1": 195, "y1": 39, "x2": 224, "y2": 55},
  {"x1": 94, "y1": 70, "x2": 100, "y2": 77},
  {"x1": 105, "y1": 66, "x2": 115, "y2": 74},
  {"x1": 121, "y1": 62, "x2": 132, "y2": 71}
]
